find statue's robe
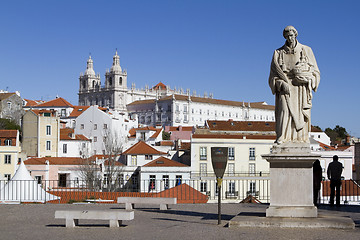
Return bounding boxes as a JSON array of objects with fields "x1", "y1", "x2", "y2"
[{"x1": 269, "y1": 41, "x2": 320, "y2": 143}]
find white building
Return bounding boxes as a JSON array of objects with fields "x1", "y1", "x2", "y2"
[
  {"x1": 78, "y1": 52, "x2": 207, "y2": 111},
  {"x1": 58, "y1": 128, "x2": 91, "y2": 158},
  {"x1": 127, "y1": 95, "x2": 275, "y2": 127},
  {"x1": 74, "y1": 106, "x2": 137, "y2": 156}
]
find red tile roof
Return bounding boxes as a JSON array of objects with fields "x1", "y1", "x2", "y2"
[
  {"x1": 36, "y1": 97, "x2": 73, "y2": 107},
  {"x1": 0, "y1": 93, "x2": 15, "y2": 101},
  {"x1": 24, "y1": 99, "x2": 46, "y2": 107},
  {"x1": 167, "y1": 126, "x2": 194, "y2": 132},
  {"x1": 60, "y1": 128, "x2": 90, "y2": 141},
  {"x1": 153, "y1": 184, "x2": 208, "y2": 203},
  {"x1": 192, "y1": 134, "x2": 276, "y2": 140},
  {"x1": 29, "y1": 109, "x2": 56, "y2": 116},
  {"x1": 160, "y1": 141, "x2": 174, "y2": 146},
  {"x1": 207, "y1": 120, "x2": 275, "y2": 132},
  {"x1": 128, "y1": 94, "x2": 275, "y2": 110},
  {"x1": 122, "y1": 141, "x2": 167, "y2": 155},
  {"x1": 143, "y1": 156, "x2": 189, "y2": 167},
  {"x1": 318, "y1": 142, "x2": 336, "y2": 151},
  {"x1": 0, "y1": 130, "x2": 18, "y2": 138},
  {"x1": 128, "y1": 127, "x2": 162, "y2": 139},
  {"x1": 152, "y1": 82, "x2": 167, "y2": 90},
  {"x1": 24, "y1": 157, "x2": 84, "y2": 165},
  {"x1": 311, "y1": 126, "x2": 323, "y2": 132},
  {"x1": 68, "y1": 106, "x2": 90, "y2": 118}
]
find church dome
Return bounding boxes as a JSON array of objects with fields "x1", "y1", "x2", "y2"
[
  {"x1": 84, "y1": 56, "x2": 96, "y2": 76},
  {"x1": 110, "y1": 50, "x2": 122, "y2": 72}
]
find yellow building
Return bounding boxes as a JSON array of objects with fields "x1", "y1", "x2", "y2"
[
  {"x1": 0, "y1": 130, "x2": 22, "y2": 180},
  {"x1": 22, "y1": 110, "x2": 59, "y2": 157}
]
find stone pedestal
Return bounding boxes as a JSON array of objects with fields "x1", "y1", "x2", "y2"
[{"x1": 263, "y1": 144, "x2": 320, "y2": 218}]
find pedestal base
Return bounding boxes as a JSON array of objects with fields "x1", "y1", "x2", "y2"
[
  {"x1": 266, "y1": 206, "x2": 318, "y2": 218},
  {"x1": 263, "y1": 146, "x2": 320, "y2": 218}
]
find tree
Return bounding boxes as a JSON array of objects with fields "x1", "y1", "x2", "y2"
[
  {"x1": 325, "y1": 125, "x2": 349, "y2": 145},
  {"x1": 0, "y1": 118, "x2": 21, "y2": 131},
  {"x1": 162, "y1": 131, "x2": 171, "y2": 140}
]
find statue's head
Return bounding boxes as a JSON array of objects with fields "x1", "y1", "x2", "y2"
[
  {"x1": 283, "y1": 26, "x2": 298, "y2": 38},
  {"x1": 283, "y1": 26, "x2": 298, "y2": 47}
]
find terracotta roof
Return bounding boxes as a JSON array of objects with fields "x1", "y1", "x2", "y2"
[
  {"x1": 103, "y1": 159, "x2": 124, "y2": 166},
  {"x1": 311, "y1": 126, "x2": 323, "y2": 132},
  {"x1": 29, "y1": 109, "x2": 56, "y2": 116},
  {"x1": 192, "y1": 134, "x2": 276, "y2": 140},
  {"x1": 167, "y1": 126, "x2": 194, "y2": 132},
  {"x1": 0, "y1": 93, "x2": 15, "y2": 101},
  {"x1": 207, "y1": 120, "x2": 275, "y2": 132},
  {"x1": 160, "y1": 141, "x2": 174, "y2": 146},
  {"x1": 36, "y1": 97, "x2": 73, "y2": 107},
  {"x1": 24, "y1": 99, "x2": 46, "y2": 107},
  {"x1": 318, "y1": 142, "x2": 336, "y2": 151},
  {"x1": 0, "y1": 130, "x2": 18, "y2": 138},
  {"x1": 143, "y1": 156, "x2": 189, "y2": 167},
  {"x1": 128, "y1": 127, "x2": 162, "y2": 139},
  {"x1": 128, "y1": 94, "x2": 275, "y2": 110},
  {"x1": 122, "y1": 141, "x2": 167, "y2": 155},
  {"x1": 153, "y1": 184, "x2": 208, "y2": 203},
  {"x1": 24, "y1": 157, "x2": 84, "y2": 165},
  {"x1": 336, "y1": 145, "x2": 351, "y2": 151},
  {"x1": 152, "y1": 82, "x2": 167, "y2": 90},
  {"x1": 68, "y1": 106, "x2": 90, "y2": 118},
  {"x1": 60, "y1": 128, "x2": 90, "y2": 141}
]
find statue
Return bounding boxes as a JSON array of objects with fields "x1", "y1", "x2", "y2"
[{"x1": 269, "y1": 26, "x2": 320, "y2": 144}]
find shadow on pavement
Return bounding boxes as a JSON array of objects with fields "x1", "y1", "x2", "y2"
[{"x1": 141, "y1": 209, "x2": 236, "y2": 221}]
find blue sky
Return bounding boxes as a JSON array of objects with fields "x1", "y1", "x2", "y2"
[{"x1": 1, "y1": 0, "x2": 359, "y2": 137}]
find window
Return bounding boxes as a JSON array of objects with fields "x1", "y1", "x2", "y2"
[
  {"x1": 200, "y1": 163, "x2": 207, "y2": 176},
  {"x1": 141, "y1": 132, "x2": 146, "y2": 141},
  {"x1": 109, "y1": 77, "x2": 112, "y2": 86},
  {"x1": 207, "y1": 110, "x2": 209, "y2": 115},
  {"x1": 176, "y1": 175, "x2": 182, "y2": 185},
  {"x1": 145, "y1": 155, "x2": 153, "y2": 160},
  {"x1": 184, "y1": 114, "x2": 188, "y2": 122},
  {"x1": 228, "y1": 147, "x2": 235, "y2": 160},
  {"x1": 229, "y1": 112, "x2": 231, "y2": 117},
  {"x1": 192, "y1": 108, "x2": 194, "y2": 114},
  {"x1": 249, "y1": 163, "x2": 256, "y2": 176},
  {"x1": 61, "y1": 109, "x2": 66, "y2": 117},
  {"x1": 163, "y1": 175, "x2": 169, "y2": 189},
  {"x1": 58, "y1": 174, "x2": 67, "y2": 187},
  {"x1": 176, "y1": 104, "x2": 180, "y2": 113},
  {"x1": 200, "y1": 182, "x2": 207, "y2": 192},
  {"x1": 103, "y1": 124, "x2": 107, "y2": 129},
  {"x1": 183, "y1": 105, "x2": 188, "y2": 113},
  {"x1": 94, "y1": 124, "x2": 97, "y2": 130},
  {"x1": 228, "y1": 181, "x2": 236, "y2": 194},
  {"x1": 228, "y1": 163, "x2": 235, "y2": 176},
  {"x1": 249, "y1": 148, "x2": 255, "y2": 160},
  {"x1": 7, "y1": 102, "x2": 11, "y2": 109},
  {"x1": 94, "y1": 136, "x2": 97, "y2": 142},
  {"x1": 131, "y1": 155, "x2": 137, "y2": 166},
  {"x1": 44, "y1": 112, "x2": 51, "y2": 117},
  {"x1": 119, "y1": 77, "x2": 122, "y2": 85},
  {"x1": 80, "y1": 124, "x2": 84, "y2": 129},
  {"x1": 4, "y1": 155, "x2": 11, "y2": 164},
  {"x1": 199, "y1": 109, "x2": 202, "y2": 114},
  {"x1": 249, "y1": 182, "x2": 256, "y2": 194},
  {"x1": 63, "y1": 144, "x2": 67, "y2": 154},
  {"x1": 35, "y1": 176, "x2": 42, "y2": 185},
  {"x1": 4, "y1": 174, "x2": 11, "y2": 181},
  {"x1": 222, "y1": 111, "x2": 224, "y2": 117},
  {"x1": 46, "y1": 125, "x2": 51, "y2": 135},
  {"x1": 200, "y1": 147, "x2": 207, "y2": 160},
  {"x1": 46, "y1": 141, "x2": 51, "y2": 150},
  {"x1": 4, "y1": 139, "x2": 12, "y2": 146},
  {"x1": 149, "y1": 175, "x2": 156, "y2": 191}
]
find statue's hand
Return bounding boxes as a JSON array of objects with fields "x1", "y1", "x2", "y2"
[
  {"x1": 295, "y1": 75, "x2": 309, "y2": 84},
  {"x1": 282, "y1": 82, "x2": 290, "y2": 94}
]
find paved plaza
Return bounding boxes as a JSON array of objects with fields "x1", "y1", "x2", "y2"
[{"x1": 0, "y1": 203, "x2": 360, "y2": 240}]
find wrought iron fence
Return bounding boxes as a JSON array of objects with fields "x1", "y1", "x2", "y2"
[{"x1": 0, "y1": 178, "x2": 359, "y2": 205}]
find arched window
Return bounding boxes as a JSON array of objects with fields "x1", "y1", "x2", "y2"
[
  {"x1": 92, "y1": 80, "x2": 96, "y2": 88},
  {"x1": 82, "y1": 80, "x2": 86, "y2": 89},
  {"x1": 119, "y1": 77, "x2": 122, "y2": 85},
  {"x1": 109, "y1": 77, "x2": 112, "y2": 86},
  {"x1": 4, "y1": 139, "x2": 12, "y2": 146}
]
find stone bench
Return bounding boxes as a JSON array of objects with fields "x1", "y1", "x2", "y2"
[
  {"x1": 55, "y1": 210, "x2": 134, "y2": 228},
  {"x1": 117, "y1": 197, "x2": 177, "y2": 210}
]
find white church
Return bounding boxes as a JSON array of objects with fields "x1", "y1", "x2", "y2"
[{"x1": 78, "y1": 51, "x2": 275, "y2": 127}]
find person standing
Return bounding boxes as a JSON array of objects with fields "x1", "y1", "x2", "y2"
[
  {"x1": 313, "y1": 160, "x2": 322, "y2": 206},
  {"x1": 327, "y1": 155, "x2": 343, "y2": 206}
]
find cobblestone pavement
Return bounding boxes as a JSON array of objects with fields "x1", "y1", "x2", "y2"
[{"x1": 0, "y1": 203, "x2": 359, "y2": 240}]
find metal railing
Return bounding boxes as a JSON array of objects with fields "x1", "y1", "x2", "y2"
[{"x1": 0, "y1": 179, "x2": 359, "y2": 205}]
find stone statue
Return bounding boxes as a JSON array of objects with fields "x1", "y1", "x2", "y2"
[{"x1": 269, "y1": 26, "x2": 320, "y2": 144}]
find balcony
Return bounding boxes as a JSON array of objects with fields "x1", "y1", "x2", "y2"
[{"x1": 225, "y1": 191, "x2": 238, "y2": 199}]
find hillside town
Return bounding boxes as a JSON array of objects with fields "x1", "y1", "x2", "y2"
[{"x1": 1, "y1": 51, "x2": 359, "y2": 204}]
